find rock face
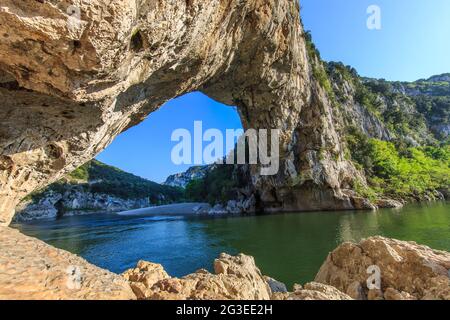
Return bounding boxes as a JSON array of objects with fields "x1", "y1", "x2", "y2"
[
  {"x1": 0, "y1": 226, "x2": 135, "y2": 300},
  {"x1": 327, "y1": 62, "x2": 447, "y2": 146},
  {"x1": 14, "y1": 188, "x2": 150, "y2": 222},
  {"x1": 384, "y1": 73, "x2": 450, "y2": 141},
  {"x1": 124, "y1": 253, "x2": 273, "y2": 300},
  {"x1": 0, "y1": 0, "x2": 368, "y2": 226},
  {"x1": 123, "y1": 252, "x2": 353, "y2": 300},
  {"x1": 122, "y1": 260, "x2": 170, "y2": 299},
  {"x1": 164, "y1": 165, "x2": 216, "y2": 188},
  {"x1": 315, "y1": 236, "x2": 450, "y2": 300},
  {"x1": 272, "y1": 282, "x2": 353, "y2": 300},
  {"x1": 375, "y1": 198, "x2": 404, "y2": 209}
]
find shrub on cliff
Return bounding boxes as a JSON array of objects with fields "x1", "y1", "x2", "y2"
[
  {"x1": 185, "y1": 164, "x2": 240, "y2": 205},
  {"x1": 347, "y1": 132, "x2": 450, "y2": 198}
]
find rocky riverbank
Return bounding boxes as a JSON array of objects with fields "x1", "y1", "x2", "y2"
[
  {"x1": 14, "y1": 188, "x2": 151, "y2": 222},
  {"x1": 13, "y1": 159, "x2": 183, "y2": 222},
  {"x1": 0, "y1": 226, "x2": 135, "y2": 300},
  {"x1": 1, "y1": 227, "x2": 448, "y2": 300}
]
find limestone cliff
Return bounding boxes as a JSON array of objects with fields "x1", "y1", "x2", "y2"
[
  {"x1": 164, "y1": 165, "x2": 216, "y2": 188},
  {"x1": 389, "y1": 73, "x2": 450, "y2": 140},
  {"x1": 14, "y1": 188, "x2": 151, "y2": 221},
  {"x1": 182, "y1": 61, "x2": 450, "y2": 210},
  {"x1": 326, "y1": 63, "x2": 448, "y2": 145},
  {"x1": 0, "y1": 0, "x2": 369, "y2": 226}
]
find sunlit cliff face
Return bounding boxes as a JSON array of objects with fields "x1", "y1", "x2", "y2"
[{"x1": 0, "y1": 0, "x2": 366, "y2": 226}]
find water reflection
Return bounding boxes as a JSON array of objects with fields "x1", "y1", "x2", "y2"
[{"x1": 338, "y1": 210, "x2": 382, "y2": 243}]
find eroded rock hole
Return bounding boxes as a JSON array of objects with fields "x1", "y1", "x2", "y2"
[
  {"x1": 45, "y1": 144, "x2": 63, "y2": 159},
  {"x1": 54, "y1": 199, "x2": 66, "y2": 219},
  {"x1": 0, "y1": 70, "x2": 20, "y2": 90},
  {"x1": 0, "y1": 80, "x2": 19, "y2": 90},
  {"x1": 72, "y1": 40, "x2": 82, "y2": 49},
  {"x1": 61, "y1": 110, "x2": 76, "y2": 120},
  {"x1": 0, "y1": 155, "x2": 14, "y2": 172},
  {"x1": 130, "y1": 31, "x2": 144, "y2": 52}
]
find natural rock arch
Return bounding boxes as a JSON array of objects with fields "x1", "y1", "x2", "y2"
[{"x1": 0, "y1": 0, "x2": 365, "y2": 226}]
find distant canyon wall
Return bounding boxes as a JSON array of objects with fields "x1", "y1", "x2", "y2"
[{"x1": 14, "y1": 188, "x2": 150, "y2": 222}]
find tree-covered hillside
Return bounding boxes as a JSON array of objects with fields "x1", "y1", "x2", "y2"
[
  {"x1": 322, "y1": 56, "x2": 450, "y2": 201},
  {"x1": 28, "y1": 160, "x2": 184, "y2": 205}
]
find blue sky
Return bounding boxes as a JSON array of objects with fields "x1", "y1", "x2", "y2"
[
  {"x1": 301, "y1": 0, "x2": 450, "y2": 81},
  {"x1": 97, "y1": 0, "x2": 450, "y2": 182},
  {"x1": 97, "y1": 93, "x2": 243, "y2": 182}
]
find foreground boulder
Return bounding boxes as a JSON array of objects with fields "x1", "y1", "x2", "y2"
[
  {"x1": 123, "y1": 253, "x2": 352, "y2": 300},
  {"x1": 122, "y1": 261, "x2": 170, "y2": 299},
  {"x1": 123, "y1": 253, "x2": 272, "y2": 300},
  {"x1": 272, "y1": 282, "x2": 353, "y2": 300},
  {"x1": 0, "y1": 227, "x2": 135, "y2": 300},
  {"x1": 315, "y1": 236, "x2": 450, "y2": 300}
]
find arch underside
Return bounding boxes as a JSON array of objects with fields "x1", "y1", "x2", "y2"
[{"x1": 0, "y1": 0, "x2": 366, "y2": 226}]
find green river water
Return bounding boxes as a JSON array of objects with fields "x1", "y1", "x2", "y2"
[{"x1": 13, "y1": 202, "x2": 450, "y2": 288}]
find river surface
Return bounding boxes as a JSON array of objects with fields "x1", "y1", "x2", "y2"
[{"x1": 12, "y1": 202, "x2": 450, "y2": 288}]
